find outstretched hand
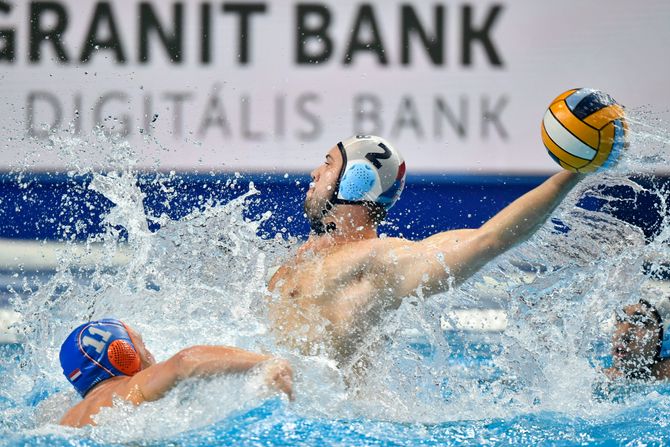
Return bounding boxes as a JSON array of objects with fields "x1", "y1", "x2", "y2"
[{"x1": 262, "y1": 358, "x2": 294, "y2": 401}]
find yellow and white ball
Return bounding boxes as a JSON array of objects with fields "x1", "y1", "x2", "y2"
[{"x1": 541, "y1": 88, "x2": 627, "y2": 172}]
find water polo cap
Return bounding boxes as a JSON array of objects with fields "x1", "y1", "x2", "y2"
[
  {"x1": 332, "y1": 135, "x2": 406, "y2": 211},
  {"x1": 640, "y1": 297, "x2": 670, "y2": 360},
  {"x1": 59, "y1": 318, "x2": 142, "y2": 397}
]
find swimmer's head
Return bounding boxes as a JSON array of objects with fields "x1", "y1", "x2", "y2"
[
  {"x1": 611, "y1": 297, "x2": 670, "y2": 378},
  {"x1": 305, "y1": 135, "x2": 406, "y2": 234},
  {"x1": 59, "y1": 319, "x2": 155, "y2": 397}
]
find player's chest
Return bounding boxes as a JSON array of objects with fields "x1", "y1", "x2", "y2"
[{"x1": 270, "y1": 255, "x2": 367, "y2": 302}]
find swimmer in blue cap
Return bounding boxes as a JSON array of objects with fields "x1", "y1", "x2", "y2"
[
  {"x1": 59, "y1": 318, "x2": 293, "y2": 427},
  {"x1": 606, "y1": 297, "x2": 670, "y2": 381},
  {"x1": 268, "y1": 135, "x2": 583, "y2": 363}
]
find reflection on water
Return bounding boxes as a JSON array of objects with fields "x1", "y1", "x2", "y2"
[{"x1": 2, "y1": 111, "x2": 670, "y2": 445}]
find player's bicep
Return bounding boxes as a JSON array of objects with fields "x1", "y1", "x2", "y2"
[
  {"x1": 378, "y1": 236, "x2": 457, "y2": 298},
  {"x1": 420, "y1": 228, "x2": 498, "y2": 286},
  {"x1": 386, "y1": 229, "x2": 493, "y2": 296},
  {"x1": 126, "y1": 356, "x2": 183, "y2": 403}
]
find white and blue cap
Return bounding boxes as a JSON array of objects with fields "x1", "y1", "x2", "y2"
[
  {"x1": 332, "y1": 135, "x2": 406, "y2": 210},
  {"x1": 640, "y1": 297, "x2": 670, "y2": 360},
  {"x1": 653, "y1": 297, "x2": 670, "y2": 359}
]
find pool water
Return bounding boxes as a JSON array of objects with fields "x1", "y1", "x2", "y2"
[
  {"x1": 3, "y1": 339, "x2": 670, "y2": 447},
  {"x1": 2, "y1": 116, "x2": 670, "y2": 446}
]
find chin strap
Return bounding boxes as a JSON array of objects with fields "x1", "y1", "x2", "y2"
[
  {"x1": 308, "y1": 220, "x2": 337, "y2": 235},
  {"x1": 308, "y1": 201, "x2": 338, "y2": 235}
]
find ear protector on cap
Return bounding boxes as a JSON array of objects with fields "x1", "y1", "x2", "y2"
[
  {"x1": 638, "y1": 297, "x2": 670, "y2": 360},
  {"x1": 332, "y1": 135, "x2": 406, "y2": 210},
  {"x1": 59, "y1": 318, "x2": 141, "y2": 397},
  {"x1": 652, "y1": 297, "x2": 670, "y2": 359}
]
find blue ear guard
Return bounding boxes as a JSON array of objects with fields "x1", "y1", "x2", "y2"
[
  {"x1": 338, "y1": 162, "x2": 378, "y2": 201},
  {"x1": 639, "y1": 298, "x2": 670, "y2": 361},
  {"x1": 59, "y1": 318, "x2": 138, "y2": 397},
  {"x1": 660, "y1": 320, "x2": 670, "y2": 359}
]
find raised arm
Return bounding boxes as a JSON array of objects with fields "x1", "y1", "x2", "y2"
[
  {"x1": 477, "y1": 171, "x2": 582, "y2": 254},
  {"x1": 383, "y1": 171, "x2": 583, "y2": 297},
  {"x1": 128, "y1": 346, "x2": 294, "y2": 402}
]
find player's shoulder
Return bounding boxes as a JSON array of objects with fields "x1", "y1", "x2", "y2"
[
  {"x1": 351, "y1": 237, "x2": 418, "y2": 264},
  {"x1": 59, "y1": 394, "x2": 103, "y2": 427},
  {"x1": 367, "y1": 236, "x2": 416, "y2": 248}
]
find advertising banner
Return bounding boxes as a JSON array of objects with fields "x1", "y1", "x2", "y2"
[{"x1": 1, "y1": 0, "x2": 668, "y2": 173}]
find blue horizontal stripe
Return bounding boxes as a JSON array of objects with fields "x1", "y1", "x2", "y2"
[{"x1": 0, "y1": 172, "x2": 663, "y2": 243}]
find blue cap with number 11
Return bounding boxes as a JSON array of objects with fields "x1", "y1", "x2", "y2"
[{"x1": 59, "y1": 318, "x2": 141, "y2": 397}]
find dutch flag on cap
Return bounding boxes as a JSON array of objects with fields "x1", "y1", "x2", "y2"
[{"x1": 69, "y1": 369, "x2": 82, "y2": 382}]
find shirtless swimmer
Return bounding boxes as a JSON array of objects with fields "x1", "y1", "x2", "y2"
[
  {"x1": 268, "y1": 135, "x2": 583, "y2": 364},
  {"x1": 58, "y1": 318, "x2": 293, "y2": 427}
]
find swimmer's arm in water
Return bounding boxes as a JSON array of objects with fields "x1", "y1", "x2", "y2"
[
  {"x1": 127, "y1": 346, "x2": 294, "y2": 402},
  {"x1": 381, "y1": 171, "x2": 583, "y2": 297}
]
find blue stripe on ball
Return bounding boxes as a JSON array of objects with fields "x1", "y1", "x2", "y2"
[
  {"x1": 572, "y1": 91, "x2": 617, "y2": 120},
  {"x1": 598, "y1": 119, "x2": 625, "y2": 171},
  {"x1": 565, "y1": 88, "x2": 596, "y2": 111}
]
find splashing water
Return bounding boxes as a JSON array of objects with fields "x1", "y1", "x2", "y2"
[{"x1": 3, "y1": 111, "x2": 670, "y2": 445}]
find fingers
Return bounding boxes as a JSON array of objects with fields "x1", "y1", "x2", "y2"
[{"x1": 263, "y1": 358, "x2": 295, "y2": 401}]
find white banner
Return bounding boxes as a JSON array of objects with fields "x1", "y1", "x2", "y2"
[{"x1": 0, "y1": 0, "x2": 669, "y2": 173}]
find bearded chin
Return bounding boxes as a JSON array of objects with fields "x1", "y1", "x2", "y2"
[{"x1": 304, "y1": 196, "x2": 334, "y2": 234}]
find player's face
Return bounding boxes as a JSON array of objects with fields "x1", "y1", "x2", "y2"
[
  {"x1": 611, "y1": 304, "x2": 660, "y2": 375},
  {"x1": 126, "y1": 325, "x2": 156, "y2": 370},
  {"x1": 304, "y1": 146, "x2": 342, "y2": 224}
]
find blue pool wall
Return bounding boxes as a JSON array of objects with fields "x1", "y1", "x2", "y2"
[{"x1": 0, "y1": 172, "x2": 665, "y2": 243}]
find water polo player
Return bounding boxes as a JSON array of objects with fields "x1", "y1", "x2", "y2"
[
  {"x1": 59, "y1": 318, "x2": 294, "y2": 427},
  {"x1": 267, "y1": 135, "x2": 583, "y2": 364},
  {"x1": 606, "y1": 297, "x2": 670, "y2": 381}
]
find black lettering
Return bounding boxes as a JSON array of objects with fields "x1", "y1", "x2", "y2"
[
  {"x1": 27, "y1": 91, "x2": 62, "y2": 137},
  {"x1": 296, "y1": 4, "x2": 332, "y2": 64},
  {"x1": 296, "y1": 93, "x2": 321, "y2": 140},
  {"x1": 143, "y1": 93, "x2": 153, "y2": 135},
  {"x1": 481, "y1": 95, "x2": 508, "y2": 139},
  {"x1": 139, "y1": 2, "x2": 183, "y2": 63},
  {"x1": 275, "y1": 94, "x2": 286, "y2": 138},
  {"x1": 401, "y1": 5, "x2": 444, "y2": 65},
  {"x1": 240, "y1": 95, "x2": 264, "y2": 140},
  {"x1": 94, "y1": 92, "x2": 130, "y2": 137},
  {"x1": 163, "y1": 92, "x2": 192, "y2": 136},
  {"x1": 222, "y1": 3, "x2": 267, "y2": 64},
  {"x1": 365, "y1": 143, "x2": 391, "y2": 169},
  {"x1": 353, "y1": 94, "x2": 382, "y2": 135},
  {"x1": 73, "y1": 93, "x2": 82, "y2": 134},
  {"x1": 391, "y1": 96, "x2": 423, "y2": 138},
  {"x1": 30, "y1": 2, "x2": 69, "y2": 63},
  {"x1": 201, "y1": 3, "x2": 211, "y2": 63},
  {"x1": 198, "y1": 87, "x2": 231, "y2": 137},
  {"x1": 0, "y1": 1, "x2": 15, "y2": 62},
  {"x1": 462, "y1": 5, "x2": 504, "y2": 66},
  {"x1": 80, "y1": 2, "x2": 126, "y2": 63},
  {"x1": 435, "y1": 96, "x2": 467, "y2": 138},
  {"x1": 343, "y1": 5, "x2": 387, "y2": 65}
]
